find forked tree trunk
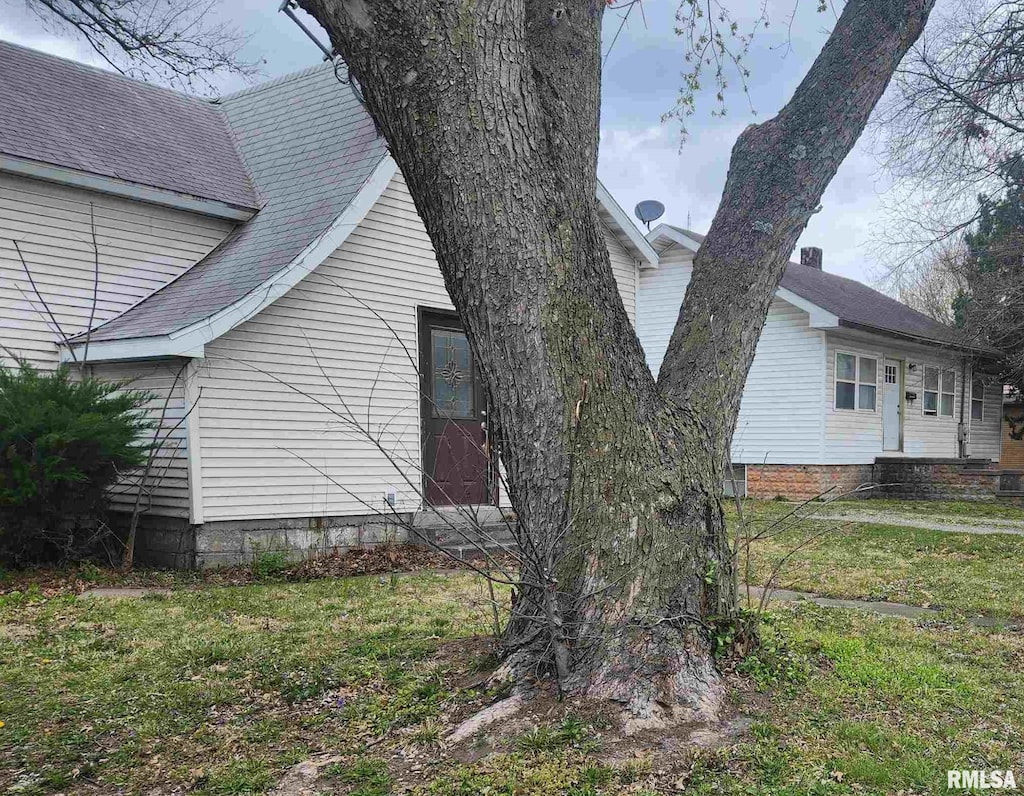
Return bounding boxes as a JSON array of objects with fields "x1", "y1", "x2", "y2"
[{"x1": 301, "y1": 0, "x2": 934, "y2": 724}]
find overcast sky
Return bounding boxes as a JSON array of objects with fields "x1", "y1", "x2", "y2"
[{"x1": 1, "y1": 0, "x2": 908, "y2": 285}]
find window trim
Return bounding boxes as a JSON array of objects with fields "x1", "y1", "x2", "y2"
[
  {"x1": 922, "y1": 365, "x2": 956, "y2": 418},
  {"x1": 971, "y1": 376, "x2": 985, "y2": 423},
  {"x1": 834, "y1": 351, "x2": 878, "y2": 412}
]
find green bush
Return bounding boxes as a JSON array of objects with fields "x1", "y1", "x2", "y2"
[{"x1": 0, "y1": 362, "x2": 152, "y2": 564}]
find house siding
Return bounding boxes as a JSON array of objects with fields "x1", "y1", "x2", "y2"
[
  {"x1": 638, "y1": 248, "x2": 826, "y2": 465},
  {"x1": 637, "y1": 244, "x2": 1005, "y2": 468},
  {"x1": 0, "y1": 172, "x2": 233, "y2": 369},
  {"x1": 968, "y1": 382, "x2": 1004, "y2": 460},
  {"x1": 90, "y1": 359, "x2": 192, "y2": 519},
  {"x1": 196, "y1": 172, "x2": 640, "y2": 522},
  {"x1": 823, "y1": 332, "x2": 1002, "y2": 464}
]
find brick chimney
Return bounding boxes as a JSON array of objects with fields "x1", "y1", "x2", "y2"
[{"x1": 801, "y1": 246, "x2": 823, "y2": 270}]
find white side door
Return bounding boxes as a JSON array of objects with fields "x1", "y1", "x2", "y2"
[{"x1": 882, "y1": 359, "x2": 902, "y2": 451}]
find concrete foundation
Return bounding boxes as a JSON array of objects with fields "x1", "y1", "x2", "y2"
[{"x1": 113, "y1": 511, "x2": 412, "y2": 569}]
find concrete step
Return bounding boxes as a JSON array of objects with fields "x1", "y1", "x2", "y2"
[
  {"x1": 435, "y1": 541, "x2": 519, "y2": 561},
  {"x1": 411, "y1": 522, "x2": 517, "y2": 552}
]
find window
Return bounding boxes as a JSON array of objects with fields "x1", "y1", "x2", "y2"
[
  {"x1": 923, "y1": 366, "x2": 955, "y2": 417},
  {"x1": 971, "y1": 377, "x2": 985, "y2": 422},
  {"x1": 835, "y1": 352, "x2": 877, "y2": 411}
]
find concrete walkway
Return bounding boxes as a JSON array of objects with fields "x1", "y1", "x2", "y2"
[
  {"x1": 805, "y1": 509, "x2": 1024, "y2": 537},
  {"x1": 747, "y1": 585, "x2": 1019, "y2": 630}
]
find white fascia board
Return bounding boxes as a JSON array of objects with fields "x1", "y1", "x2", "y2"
[
  {"x1": 776, "y1": 287, "x2": 839, "y2": 328},
  {"x1": 65, "y1": 155, "x2": 399, "y2": 363},
  {"x1": 0, "y1": 154, "x2": 256, "y2": 222},
  {"x1": 596, "y1": 180, "x2": 659, "y2": 268},
  {"x1": 646, "y1": 223, "x2": 703, "y2": 254}
]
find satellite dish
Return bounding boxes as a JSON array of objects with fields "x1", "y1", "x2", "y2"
[{"x1": 634, "y1": 200, "x2": 665, "y2": 229}]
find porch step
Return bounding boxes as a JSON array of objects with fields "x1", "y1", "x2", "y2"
[
  {"x1": 996, "y1": 490, "x2": 1024, "y2": 499},
  {"x1": 411, "y1": 521, "x2": 518, "y2": 558}
]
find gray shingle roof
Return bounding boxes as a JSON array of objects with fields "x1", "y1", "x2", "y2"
[
  {"x1": 83, "y1": 63, "x2": 388, "y2": 343},
  {"x1": 0, "y1": 40, "x2": 256, "y2": 209},
  {"x1": 665, "y1": 226, "x2": 988, "y2": 352}
]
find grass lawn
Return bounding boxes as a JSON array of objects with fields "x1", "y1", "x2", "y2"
[
  {"x1": 727, "y1": 499, "x2": 1024, "y2": 620},
  {"x1": 741, "y1": 519, "x2": 1024, "y2": 620},
  {"x1": 2, "y1": 563, "x2": 1023, "y2": 795},
  {"x1": 822, "y1": 498, "x2": 1024, "y2": 522}
]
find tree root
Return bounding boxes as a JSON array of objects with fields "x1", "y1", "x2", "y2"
[
  {"x1": 447, "y1": 693, "x2": 528, "y2": 744},
  {"x1": 571, "y1": 627, "x2": 725, "y2": 735}
]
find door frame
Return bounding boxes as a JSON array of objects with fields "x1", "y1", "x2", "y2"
[
  {"x1": 882, "y1": 357, "x2": 904, "y2": 452},
  {"x1": 416, "y1": 307, "x2": 496, "y2": 507}
]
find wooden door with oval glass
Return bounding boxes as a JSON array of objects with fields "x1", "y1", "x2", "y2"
[{"x1": 419, "y1": 310, "x2": 493, "y2": 506}]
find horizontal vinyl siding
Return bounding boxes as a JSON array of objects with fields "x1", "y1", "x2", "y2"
[
  {"x1": 638, "y1": 247, "x2": 825, "y2": 464},
  {"x1": 732, "y1": 300, "x2": 825, "y2": 464},
  {"x1": 0, "y1": 173, "x2": 232, "y2": 369},
  {"x1": 823, "y1": 337, "x2": 887, "y2": 463},
  {"x1": 603, "y1": 223, "x2": 638, "y2": 323},
  {"x1": 637, "y1": 246, "x2": 691, "y2": 378},
  {"x1": 198, "y1": 172, "x2": 640, "y2": 521},
  {"x1": 968, "y1": 378, "x2": 1003, "y2": 461},
  {"x1": 823, "y1": 334, "x2": 981, "y2": 463},
  {"x1": 91, "y1": 359, "x2": 191, "y2": 518}
]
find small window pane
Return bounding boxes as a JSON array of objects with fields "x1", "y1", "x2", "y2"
[
  {"x1": 859, "y1": 357, "x2": 877, "y2": 384},
  {"x1": 924, "y1": 367, "x2": 939, "y2": 391},
  {"x1": 924, "y1": 392, "x2": 938, "y2": 414},
  {"x1": 971, "y1": 400, "x2": 984, "y2": 421},
  {"x1": 836, "y1": 381, "x2": 856, "y2": 410},
  {"x1": 859, "y1": 384, "x2": 877, "y2": 411},
  {"x1": 941, "y1": 369, "x2": 956, "y2": 393},
  {"x1": 973, "y1": 378, "x2": 985, "y2": 399},
  {"x1": 837, "y1": 353, "x2": 856, "y2": 381},
  {"x1": 431, "y1": 329, "x2": 473, "y2": 418},
  {"x1": 940, "y1": 393, "x2": 954, "y2": 417}
]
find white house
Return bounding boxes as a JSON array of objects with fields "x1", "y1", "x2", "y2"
[
  {"x1": 638, "y1": 225, "x2": 1006, "y2": 499},
  {"x1": 0, "y1": 42, "x2": 657, "y2": 566}
]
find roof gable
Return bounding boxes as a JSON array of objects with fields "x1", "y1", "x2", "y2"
[{"x1": 647, "y1": 224, "x2": 985, "y2": 352}]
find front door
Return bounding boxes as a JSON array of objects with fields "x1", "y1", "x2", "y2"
[
  {"x1": 882, "y1": 358, "x2": 903, "y2": 451},
  {"x1": 419, "y1": 311, "x2": 490, "y2": 506}
]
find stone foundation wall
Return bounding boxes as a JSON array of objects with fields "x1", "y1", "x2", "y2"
[
  {"x1": 874, "y1": 458, "x2": 999, "y2": 501},
  {"x1": 744, "y1": 460, "x2": 1000, "y2": 502},
  {"x1": 115, "y1": 512, "x2": 412, "y2": 569},
  {"x1": 745, "y1": 464, "x2": 874, "y2": 501}
]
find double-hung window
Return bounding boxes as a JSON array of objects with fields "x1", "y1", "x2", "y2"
[
  {"x1": 923, "y1": 366, "x2": 955, "y2": 417},
  {"x1": 971, "y1": 377, "x2": 985, "y2": 422},
  {"x1": 835, "y1": 352, "x2": 877, "y2": 411}
]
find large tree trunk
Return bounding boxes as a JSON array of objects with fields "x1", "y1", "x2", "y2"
[{"x1": 300, "y1": 0, "x2": 934, "y2": 725}]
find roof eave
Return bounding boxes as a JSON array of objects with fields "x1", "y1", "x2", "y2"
[
  {"x1": 596, "y1": 181, "x2": 659, "y2": 267},
  {"x1": 64, "y1": 154, "x2": 398, "y2": 362},
  {"x1": 645, "y1": 223, "x2": 703, "y2": 254},
  {"x1": 835, "y1": 319, "x2": 1000, "y2": 357},
  {"x1": 0, "y1": 153, "x2": 258, "y2": 221}
]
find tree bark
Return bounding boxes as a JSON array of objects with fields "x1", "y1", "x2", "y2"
[{"x1": 299, "y1": 0, "x2": 934, "y2": 725}]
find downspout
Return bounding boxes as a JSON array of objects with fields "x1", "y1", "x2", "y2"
[{"x1": 958, "y1": 357, "x2": 969, "y2": 458}]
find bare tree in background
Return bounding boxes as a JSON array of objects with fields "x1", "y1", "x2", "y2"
[
  {"x1": 896, "y1": 238, "x2": 969, "y2": 323},
  {"x1": 874, "y1": 0, "x2": 1024, "y2": 269},
  {"x1": 18, "y1": 0, "x2": 258, "y2": 90},
  {"x1": 296, "y1": 0, "x2": 937, "y2": 727}
]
